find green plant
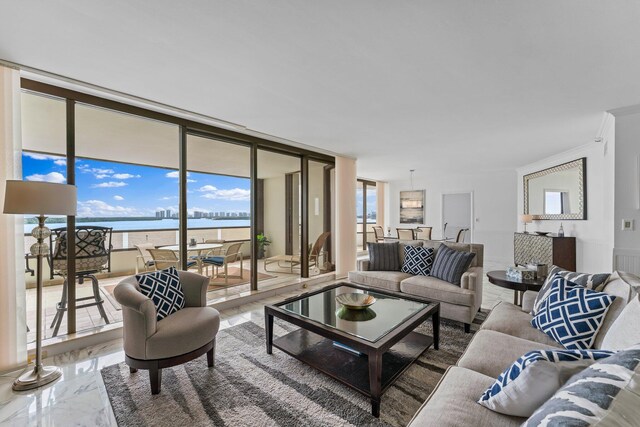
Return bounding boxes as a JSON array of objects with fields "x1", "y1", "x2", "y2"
[{"x1": 256, "y1": 233, "x2": 271, "y2": 248}]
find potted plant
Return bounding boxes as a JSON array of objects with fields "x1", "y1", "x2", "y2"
[{"x1": 256, "y1": 233, "x2": 271, "y2": 259}]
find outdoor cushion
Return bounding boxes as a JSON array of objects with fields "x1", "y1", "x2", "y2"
[
  {"x1": 347, "y1": 270, "x2": 412, "y2": 292},
  {"x1": 480, "y1": 301, "x2": 562, "y2": 348},
  {"x1": 429, "y1": 244, "x2": 475, "y2": 285},
  {"x1": 367, "y1": 242, "x2": 400, "y2": 271},
  {"x1": 458, "y1": 330, "x2": 560, "y2": 378},
  {"x1": 478, "y1": 349, "x2": 614, "y2": 417},
  {"x1": 532, "y1": 266, "x2": 610, "y2": 314},
  {"x1": 136, "y1": 266, "x2": 185, "y2": 321},
  {"x1": 401, "y1": 245, "x2": 435, "y2": 276},
  {"x1": 525, "y1": 344, "x2": 640, "y2": 427},
  {"x1": 202, "y1": 256, "x2": 225, "y2": 266},
  {"x1": 531, "y1": 276, "x2": 615, "y2": 350},
  {"x1": 400, "y1": 275, "x2": 475, "y2": 307},
  {"x1": 407, "y1": 366, "x2": 524, "y2": 427}
]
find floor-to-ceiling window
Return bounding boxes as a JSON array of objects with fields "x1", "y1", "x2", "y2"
[
  {"x1": 18, "y1": 78, "x2": 334, "y2": 340},
  {"x1": 356, "y1": 179, "x2": 377, "y2": 251}
]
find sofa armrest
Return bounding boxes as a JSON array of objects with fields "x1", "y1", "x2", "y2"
[
  {"x1": 460, "y1": 266, "x2": 482, "y2": 291},
  {"x1": 114, "y1": 280, "x2": 158, "y2": 343},
  {"x1": 358, "y1": 259, "x2": 370, "y2": 271},
  {"x1": 521, "y1": 291, "x2": 538, "y2": 313},
  {"x1": 178, "y1": 270, "x2": 210, "y2": 307}
]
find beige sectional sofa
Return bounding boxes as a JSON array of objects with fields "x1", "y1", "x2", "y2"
[
  {"x1": 407, "y1": 270, "x2": 640, "y2": 426},
  {"x1": 348, "y1": 241, "x2": 484, "y2": 331}
]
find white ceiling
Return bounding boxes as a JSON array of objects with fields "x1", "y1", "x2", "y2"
[{"x1": 2, "y1": 1, "x2": 640, "y2": 182}]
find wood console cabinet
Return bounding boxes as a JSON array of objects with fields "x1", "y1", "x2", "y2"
[{"x1": 514, "y1": 232, "x2": 576, "y2": 271}]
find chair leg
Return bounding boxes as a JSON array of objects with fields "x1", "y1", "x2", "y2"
[
  {"x1": 207, "y1": 339, "x2": 215, "y2": 368},
  {"x1": 149, "y1": 365, "x2": 162, "y2": 394},
  {"x1": 464, "y1": 323, "x2": 471, "y2": 333},
  {"x1": 51, "y1": 278, "x2": 68, "y2": 336},
  {"x1": 90, "y1": 275, "x2": 110, "y2": 324},
  {"x1": 129, "y1": 367, "x2": 138, "y2": 373}
]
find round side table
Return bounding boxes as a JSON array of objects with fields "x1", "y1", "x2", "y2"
[{"x1": 486, "y1": 270, "x2": 545, "y2": 306}]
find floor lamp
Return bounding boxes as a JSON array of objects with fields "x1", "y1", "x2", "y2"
[{"x1": 3, "y1": 180, "x2": 77, "y2": 391}]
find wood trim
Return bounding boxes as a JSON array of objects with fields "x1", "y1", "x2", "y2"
[
  {"x1": 250, "y1": 144, "x2": 258, "y2": 291},
  {"x1": 285, "y1": 173, "x2": 294, "y2": 255},
  {"x1": 323, "y1": 165, "x2": 334, "y2": 265},
  {"x1": 179, "y1": 126, "x2": 188, "y2": 270},
  {"x1": 301, "y1": 156, "x2": 309, "y2": 278},
  {"x1": 66, "y1": 99, "x2": 76, "y2": 334}
]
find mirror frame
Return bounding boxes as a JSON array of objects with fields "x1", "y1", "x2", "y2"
[{"x1": 523, "y1": 157, "x2": 587, "y2": 220}]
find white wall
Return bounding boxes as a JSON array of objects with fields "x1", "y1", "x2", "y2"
[
  {"x1": 613, "y1": 109, "x2": 640, "y2": 274},
  {"x1": 516, "y1": 125, "x2": 615, "y2": 273},
  {"x1": 388, "y1": 170, "x2": 517, "y2": 265},
  {"x1": 262, "y1": 175, "x2": 286, "y2": 258}
]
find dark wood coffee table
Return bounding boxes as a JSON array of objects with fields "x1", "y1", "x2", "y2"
[
  {"x1": 487, "y1": 270, "x2": 545, "y2": 306},
  {"x1": 264, "y1": 282, "x2": 440, "y2": 418}
]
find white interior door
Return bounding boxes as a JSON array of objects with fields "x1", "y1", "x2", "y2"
[{"x1": 442, "y1": 192, "x2": 473, "y2": 242}]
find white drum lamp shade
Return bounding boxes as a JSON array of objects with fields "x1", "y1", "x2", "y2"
[{"x1": 3, "y1": 180, "x2": 77, "y2": 216}]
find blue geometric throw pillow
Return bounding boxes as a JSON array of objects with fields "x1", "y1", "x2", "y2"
[
  {"x1": 531, "y1": 276, "x2": 616, "y2": 350},
  {"x1": 478, "y1": 349, "x2": 614, "y2": 417},
  {"x1": 401, "y1": 246, "x2": 435, "y2": 276},
  {"x1": 524, "y1": 344, "x2": 640, "y2": 426},
  {"x1": 136, "y1": 266, "x2": 185, "y2": 321}
]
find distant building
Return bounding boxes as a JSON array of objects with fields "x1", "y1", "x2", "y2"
[
  {"x1": 155, "y1": 211, "x2": 164, "y2": 219},
  {"x1": 165, "y1": 209, "x2": 172, "y2": 218}
]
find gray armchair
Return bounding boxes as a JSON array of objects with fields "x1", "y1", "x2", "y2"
[{"x1": 114, "y1": 270, "x2": 220, "y2": 394}]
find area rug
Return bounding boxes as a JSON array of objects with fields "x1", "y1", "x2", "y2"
[
  {"x1": 101, "y1": 310, "x2": 488, "y2": 427},
  {"x1": 207, "y1": 268, "x2": 275, "y2": 290}
]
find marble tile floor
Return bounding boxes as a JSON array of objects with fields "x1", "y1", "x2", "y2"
[{"x1": 4, "y1": 269, "x2": 514, "y2": 426}]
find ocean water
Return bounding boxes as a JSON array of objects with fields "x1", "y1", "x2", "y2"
[{"x1": 24, "y1": 218, "x2": 250, "y2": 233}]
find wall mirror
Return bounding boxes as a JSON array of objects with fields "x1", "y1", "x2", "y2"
[{"x1": 523, "y1": 158, "x2": 586, "y2": 220}]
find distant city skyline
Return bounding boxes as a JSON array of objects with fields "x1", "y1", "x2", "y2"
[{"x1": 22, "y1": 151, "x2": 251, "y2": 218}]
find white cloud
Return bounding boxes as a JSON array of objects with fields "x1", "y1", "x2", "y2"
[
  {"x1": 77, "y1": 200, "x2": 139, "y2": 217},
  {"x1": 198, "y1": 185, "x2": 217, "y2": 192},
  {"x1": 95, "y1": 174, "x2": 110, "y2": 179},
  {"x1": 113, "y1": 195, "x2": 124, "y2": 201},
  {"x1": 92, "y1": 181, "x2": 127, "y2": 188},
  {"x1": 78, "y1": 165, "x2": 115, "y2": 179},
  {"x1": 165, "y1": 171, "x2": 192, "y2": 179},
  {"x1": 112, "y1": 173, "x2": 141, "y2": 180},
  {"x1": 201, "y1": 188, "x2": 251, "y2": 201},
  {"x1": 24, "y1": 152, "x2": 65, "y2": 161},
  {"x1": 54, "y1": 159, "x2": 67, "y2": 166},
  {"x1": 187, "y1": 179, "x2": 197, "y2": 183},
  {"x1": 159, "y1": 196, "x2": 176, "y2": 201},
  {"x1": 25, "y1": 172, "x2": 66, "y2": 184}
]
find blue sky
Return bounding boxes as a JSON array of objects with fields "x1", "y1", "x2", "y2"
[
  {"x1": 356, "y1": 186, "x2": 377, "y2": 220},
  {"x1": 22, "y1": 152, "x2": 250, "y2": 217}
]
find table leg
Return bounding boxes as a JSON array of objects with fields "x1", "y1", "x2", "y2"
[
  {"x1": 513, "y1": 290, "x2": 519, "y2": 306},
  {"x1": 432, "y1": 309, "x2": 440, "y2": 351},
  {"x1": 368, "y1": 352, "x2": 382, "y2": 418},
  {"x1": 265, "y1": 310, "x2": 273, "y2": 354}
]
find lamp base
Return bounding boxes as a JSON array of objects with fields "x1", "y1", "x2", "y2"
[{"x1": 12, "y1": 365, "x2": 62, "y2": 391}]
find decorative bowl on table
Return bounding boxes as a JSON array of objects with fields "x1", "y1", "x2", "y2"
[
  {"x1": 535, "y1": 231, "x2": 550, "y2": 236},
  {"x1": 336, "y1": 306, "x2": 377, "y2": 321},
  {"x1": 335, "y1": 293, "x2": 376, "y2": 310}
]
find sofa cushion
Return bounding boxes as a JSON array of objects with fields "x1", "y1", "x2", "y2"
[
  {"x1": 422, "y1": 241, "x2": 484, "y2": 268},
  {"x1": 531, "y1": 276, "x2": 615, "y2": 350},
  {"x1": 407, "y1": 366, "x2": 524, "y2": 427},
  {"x1": 478, "y1": 349, "x2": 614, "y2": 417},
  {"x1": 524, "y1": 344, "x2": 640, "y2": 427},
  {"x1": 400, "y1": 275, "x2": 476, "y2": 307},
  {"x1": 532, "y1": 266, "x2": 611, "y2": 314},
  {"x1": 458, "y1": 330, "x2": 560, "y2": 378},
  {"x1": 430, "y1": 244, "x2": 476, "y2": 285},
  {"x1": 366, "y1": 241, "x2": 400, "y2": 271},
  {"x1": 481, "y1": 301, "x2": 562, "y2": 347},
  {"x1": 135, "y1": 266, "x2": 185, "y2": 321},
  {"x1": 401, "y1": 245, "x2": 435, "y2": 276},
  {"x1": 146, "y1": 306, "x2": 220, "y2": 359},
  {"x1": 602, "y1": 294, "x2": 640, "y2": 350},
  {"x1": 593, "y1": 271, "x2": 640, "y2": 349},
  {"x1": 347, "y1": 270, "x2": 412, "y2": 292}
]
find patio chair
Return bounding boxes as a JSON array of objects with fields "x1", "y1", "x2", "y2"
[
  {"x1": 264, "y1": 231, "x2": 330, "y2": 275},
  {"x1": 135, "y1": 242, "x2": 156, "y2": 273},
  {"x1": 201, "y1": 242, "x2": 244, "y2": 285},
  {"x1": 372, "y1": 226, "x2": 385, "y2": 242},
  {"x1": 48, "y1": 226, "x2": 112, "y2": 337},
  {"x1": 148, "y1": 249, "x2": 198, "y2": 271}
]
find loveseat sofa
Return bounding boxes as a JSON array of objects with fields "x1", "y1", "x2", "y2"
[
  {"x1": 348, "y1": 241, "x2": 483, "y2": 331},
  {"x1": 407, "y1": 270, "x2": 640, "y2": 426}
]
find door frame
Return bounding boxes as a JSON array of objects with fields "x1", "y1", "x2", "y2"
[{"x1": 440, "y1": 191, "x2": 474, "y2": 243}]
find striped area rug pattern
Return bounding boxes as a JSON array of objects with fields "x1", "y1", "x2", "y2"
[{"x1": 101, "y1": 310, "x2": 487, "y2": 427}]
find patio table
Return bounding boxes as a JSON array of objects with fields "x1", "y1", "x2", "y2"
[{"x1": 160, "y1": 243, "x2": 223, "y2": 275}]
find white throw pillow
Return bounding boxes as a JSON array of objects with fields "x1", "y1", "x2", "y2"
[
  {"x1": 601, "y1": 294, "x2": 640, "y2": 350},
  {"x1": 478, "y1": 349, "x2": 614, "y2": 417}
]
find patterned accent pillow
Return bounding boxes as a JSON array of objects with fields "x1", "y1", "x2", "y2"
[
  {"x1": 532, "y1": 266, "x2": 611, "y2": 315},
  {"x1": 531, "y1": 276, "x2": 616, "y2": 350},
  {"x1": 478, "y1": 349, "x2": 614, "y2": 417},
  {"x1": 136, "y1": 267, "x2": 185, "y2": 321},
  {"x1": 401, "y1": 246, "x2": 435, "y2": 276},
  {"x1": 429, "y1": 244, "x2": 476, "y2": 285},
  {"x1": 367, "y1": 242, "x2": 400, "y2": 271},
  {"x1": 525, "y1": 344, "x2": 640, "y2": 426}
]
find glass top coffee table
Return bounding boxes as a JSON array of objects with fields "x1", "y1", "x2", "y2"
[{"x1": 264, "y1": 282, "x2": 440, "y2": 417}]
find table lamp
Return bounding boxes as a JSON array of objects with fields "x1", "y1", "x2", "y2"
[
  {"x1": 520, "y1": 214, "x2": 534, "y2": 234},
  {"x1": 3, "y1": 180, "x2": 77, "y2": 391}
]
